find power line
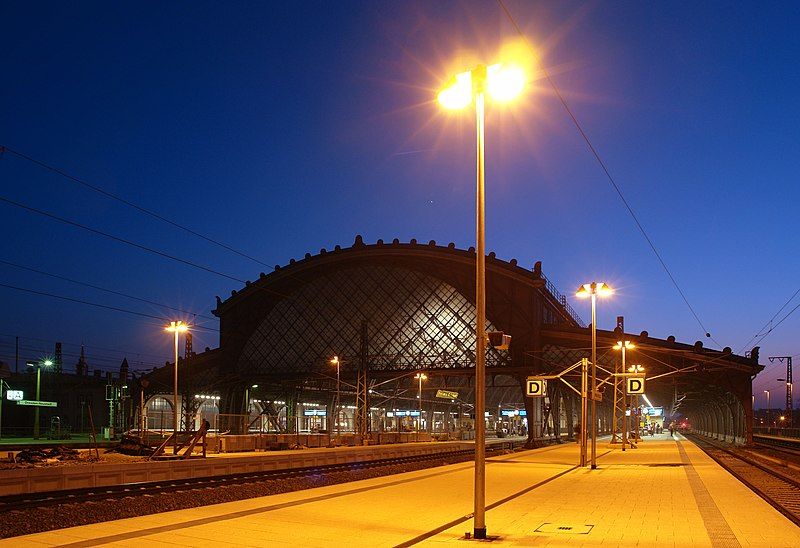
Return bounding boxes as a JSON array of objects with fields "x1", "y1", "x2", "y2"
[
  {"x1": 748, "y1": 300, "x2": 800, "y2": 351},
  {"x1": 0, "y1": 258, "x2": 216, "y2": 321},
  {"x1": 0, "y1": 145, "x2": 272, "y2": 268},
  {"x1": 0, "y1": 194, "x2": 296, "y2": 302},
  {"x1": 0, "y1": 281, "x2": 219, "y2": 332},
  {"x1": 0, "y1": 194, "x2": 248, "y2": 285},
  {"x1": 497, "y1": 0, "x2": 718, "y2": 345},
  {"x1": 0, "y1": 332, "x2": 170, "y2": 361},
  {"x1": 739, "y1": 286, "x2": 800, "y2": 353}
]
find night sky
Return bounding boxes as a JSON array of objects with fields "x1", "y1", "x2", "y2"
[{"x1": 2, "y1": 1, "x2": 798, "y2": 408}]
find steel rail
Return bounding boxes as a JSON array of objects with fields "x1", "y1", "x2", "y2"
[{"x1": 1, "y1": 442, "x2": 523, "y2": 511}]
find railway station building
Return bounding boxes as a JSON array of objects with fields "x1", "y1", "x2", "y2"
[{"x1": 142, "y1": 236, "x2": 763, "y2": 447}]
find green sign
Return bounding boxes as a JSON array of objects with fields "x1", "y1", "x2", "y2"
[
  {"x1": 435, "y1": 389, "x2": 459, "y2": 400},
  {"x1": 17, "y1": 400, "x2": 57, "y2": 408}
]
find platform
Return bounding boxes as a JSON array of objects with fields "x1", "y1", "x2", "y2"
[{"x1": 8, "y1": 433, "x2": 800, "y2": 547}]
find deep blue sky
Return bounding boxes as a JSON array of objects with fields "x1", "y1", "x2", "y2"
[{"x1": 1, "y1": 1, "x2": 798, "y2": 407}]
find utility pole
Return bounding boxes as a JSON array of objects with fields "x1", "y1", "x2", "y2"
[
  {"x1": 769, "y1": 356, "x2": 793, "y2": 428},
  {"x1": 15, "y1": 336, "x2": 19, "y2": 374}
]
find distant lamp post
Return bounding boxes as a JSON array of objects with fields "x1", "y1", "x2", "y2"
[
  {"x1": 627, "y1": 364, "x2": 644, "y2": 440},
  {"x1": 438, "y1": 60, "x2": 526, "y2": 541},
  {"x1": 330, "y1": 356, "x2": 341, "y2": 439},
  {"x1": 414, "y1": 372, "x2": 428, "y2": 442},
  {"x1": 245, "y1": 384, "x2": 258, "y2": 417},
  {"x1": 165, "y1": 321, "x2": 188, "y2": 454},
  {"x1": 612, "y1": 340, "x2": 634, "y2": 451},
  {"x1": 26, "y1": 358, "x2": 53, "y2": 439},
  {"x1": 576, "y1": 282, "x2": 613, "y2": 469},
  {"x1": 764, "y1": 389, "x2": 770, "y2": 429}
]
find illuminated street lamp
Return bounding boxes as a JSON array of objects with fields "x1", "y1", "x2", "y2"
[
  {"x1": 764, "y1": 389, "x2": 770, "y2": 428},
  {"x1": 612, "y1": 340, "x2": 634, "y2": 451},
  {"x1": 26, "y1": 358, "x2": 53, "y2": 439},
  {"x1": 414, "y1": 372, "x2": 428, "y2": 442},
  {"x1": 438, "y1": 61, "x2": 526, "y2": 541},
  {"x1": 576, "y1": 282, "x2": 613, "y2": 469},
  {"x1": 330, "y1": 356, "x2": 341, "y2": 439},
  {"x1": 165, "y1": 321, "x2": 188, "y2": 454},
  {"x1": 627, "y1": 364, "x2": 645, "y2": 440}
]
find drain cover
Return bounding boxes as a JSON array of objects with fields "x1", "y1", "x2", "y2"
[{"x1": 534, "y1": 523, "x2": 594, "y2": 534}]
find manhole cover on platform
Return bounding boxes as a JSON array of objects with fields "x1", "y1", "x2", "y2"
[{"x1": 534, "y1": 523, "x2": 594, "y2": 535}]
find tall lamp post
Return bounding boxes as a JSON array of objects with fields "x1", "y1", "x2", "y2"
[
  {"x1": 414, "y1": 372, "x2": 428, "y2": 442},
  {"x1": 576, "y1": 282, "x2": 613, "y2": 469},
  {"x1": 165, "y1": 321, "x2": 188, "y2": 454},
  {"x1": 438, "y1": 61, "x2": 526, "y2": 540},
  {"x1": 764, "y1": 389, "x2": 770, "y2": 429},
  {"x1": 26, "y1": 359, "x2": 53, "y2": 439},
  {"x1": 612, "y1": 340, "x2": 634, "y2": 451},
  {"x1": 330, "y1": 356, "x2": 341, "y2": 439}
]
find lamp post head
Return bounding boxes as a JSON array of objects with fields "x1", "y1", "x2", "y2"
[
  {"x1": 613, "y1": 340, "x2": 634, "y2": 350},
  {"x1": 165, "y1": 320, "x2": 189, "y2": 333},
  {"x1": 414, "y1": 373, "x2": 428, "y2": 381},
  {"x1": 330, "y1": 356, "x2": 339, "y2": 366},
  {"x1": 576, "y1": 282, "x2": 613, "y2": 299},
  {"x1": 438, "y1": 63, "x2": 526, "y2": 110}
]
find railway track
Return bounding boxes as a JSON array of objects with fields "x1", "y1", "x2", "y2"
[
  {"x1": 1, "y1": 443, "x2": 520, "y2": 512},
  {"x1": 687, "y1": 434, "x2": 800, "y2": 526}
]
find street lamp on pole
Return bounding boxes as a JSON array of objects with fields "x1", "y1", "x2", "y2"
[
  {"x1": 330, "y1": 356, "x2": 341, "y2": 440},
  {"x1": 438, "y1": 60, "x2": 526, "y2": 540},
  {"x1": 612, "y1": 340, "x2": 634, "y2": 451},
  {"x1": 26, "y1": 358, "x2": 53, "y2": 439},
  {"x1": 414, "y1": 372, "x2": 428, "y2": 442},
  {"x1": 764, "y1": 389, "x2": 770, "y2": 429},
  {"x1": 576, "y1": 282, "x2": 613, "y2": 469},
  {"x1": 165, "y1": 321, "x2": 188, "y2": 454}
]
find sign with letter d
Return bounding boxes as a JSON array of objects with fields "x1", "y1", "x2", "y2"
[
  {"x1": 626, "y1": 377, "x2": 645, "y2": 395},
  {"x1": 526, "y1": 378, "x2": 547, "y2": 397}
]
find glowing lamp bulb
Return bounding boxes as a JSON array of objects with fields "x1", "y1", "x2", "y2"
[
  {"x1": 487, "y1": 63, "x2": 526, "y2": 102},
  {"x1": 438, "y1": 71, "x2": 472, "y2": 110}
]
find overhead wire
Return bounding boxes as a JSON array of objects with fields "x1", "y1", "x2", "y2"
[
  {"x1": 497, "y1": 0, "x2": 719, "y2": 346},
  {"x1": 0, "y1": 281, "x2": 219, "y2": 332},
  {"x1": 0, "y1": 258, "x2": 216, "y2": 321},
  {"x1": 0, "y1": 332, "x2": 171, "y2": 361},
  {"x1": 0, "y1": 145, "x2": 272, "y2": 268},
  {"x1": 738, "y1": 286, "x2": 800, "y2": 353}
]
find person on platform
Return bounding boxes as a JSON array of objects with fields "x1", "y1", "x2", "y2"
[{"x1": 668, "y1": 420, "x2": 676, "y2": 437}]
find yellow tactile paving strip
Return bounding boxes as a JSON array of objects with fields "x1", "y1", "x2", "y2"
[{"x1": 6, "y1": 435, "x2": 799, "y2": 547}]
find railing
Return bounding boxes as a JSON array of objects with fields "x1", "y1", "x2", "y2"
[
  {"x1": 540, "y1": 273, "x2": 586, "y2": 327},
  {"x1": 752, "y1": 426, "x2": 800, "y2": 439}
]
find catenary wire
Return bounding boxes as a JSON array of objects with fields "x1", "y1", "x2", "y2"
[
  {"x1": 497, "y1": 0, "x2": 718, "y2": 346},
  {"x1": 0, "y1": 145, "x2": 272, "y2": 268},
  {"x1": 0, "y1": 332, "x2": 173, "y2": 361},
  {"x1": 0, "y1": 194, "x2": 301, "y2": 303},
  {"x1": 0, "y1": 258, "x2": 216, "y2": 322},
  {"x1": 0, "y1": 281, "x2": 219, "y2": 332},
  {"x1": 738, "y1": 286, "x2": 800, "y2": 354}
]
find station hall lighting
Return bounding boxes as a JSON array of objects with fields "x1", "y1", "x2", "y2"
[
  {"x1": 575, "y1": 282, "x2": 613, "y2": 470},
  {"x1": 165, "y1": 321, "x2": 189, "y2": 454},
  {"x1": 437, "y1": 58, "x2": 527, "y2": 542},
  {"x1": 330, "y1": 356, "x2": 341, "y2": 438},
  {"x1": 612, "y1": 341, "x2": 634, "y2": 451},
  {"x1": 414, "y1": 373, "x2": 428, "y2": 441}
]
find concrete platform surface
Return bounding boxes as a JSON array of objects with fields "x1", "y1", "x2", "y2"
[{"x1": 7, "y1": 433, "x2": 800, "y2": 547}]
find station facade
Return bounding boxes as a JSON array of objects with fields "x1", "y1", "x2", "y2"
[{"x1": 142, "y1": 236, "x2": 763, "y2": 446}]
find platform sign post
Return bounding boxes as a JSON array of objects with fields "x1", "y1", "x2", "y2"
[
  {"x1": 626, "y1": 377, "x2": 645, "y2": 395},
  {"x1": 526, "y1": 378, "x2": 547, "y2": 397}
]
